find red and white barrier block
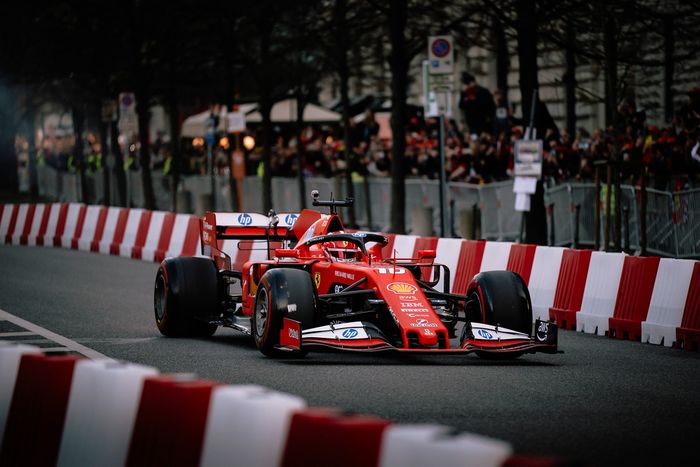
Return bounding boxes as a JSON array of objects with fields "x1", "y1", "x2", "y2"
[{"x1": 576, "y1": 252, "x2": 626, "y2": 336}]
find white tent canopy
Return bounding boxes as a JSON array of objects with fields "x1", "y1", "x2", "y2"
[
  {"x1": 181, "y1": 103, "x2": 257, "y2": 138},
  {"x1": 245, "y1": 98, "x2": 341, "y2": 123}
]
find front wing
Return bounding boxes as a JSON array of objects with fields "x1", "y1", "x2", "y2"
[{"x1": 278, "y1": 319, "x2": 558, "y2": 356}]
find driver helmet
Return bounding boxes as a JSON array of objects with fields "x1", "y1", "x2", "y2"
[{"x1": 325, "y1": 233, "x2": 361, "y2": 261}]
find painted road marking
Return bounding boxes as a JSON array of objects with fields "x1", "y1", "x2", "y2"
[
  {"x1": 0, "y1": 308, "x2": 113, "y2": 360},
  {"x1": 0, "y1": 331, "x2": 35, "y2": 337}
]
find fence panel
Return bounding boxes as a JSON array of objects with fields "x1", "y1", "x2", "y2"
[
  {"x1": 672, "y1": 189, "x2": 700, "y2": 258},
  {"x1": 544, "y1": 184, "x2": 573, "y2": 246},
  {"x1": 493, "y1": 181, "x2": 520, "y2": 240},
  {"x1": 449, "y1": 182, "x2": 480, "y2": 238}
]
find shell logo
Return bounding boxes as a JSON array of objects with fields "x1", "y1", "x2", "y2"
[{"x1": 387, "y1": 282, "x2": 417, "y2": 294}]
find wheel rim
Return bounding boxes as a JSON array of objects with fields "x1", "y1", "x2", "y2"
[
  {"x1": 155, "y1": 274, "x2": 166, "y2": 321},
  {"x1": 255, "y1": 289, "x2": 268, "y2": 337}
]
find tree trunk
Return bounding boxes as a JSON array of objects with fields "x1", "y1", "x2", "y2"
[
  {"x1": 136, "y1": 90, "x2": 156, "y2": 210},
  {"x1": 167, "y1": 90, "x2": 181, "y2": 213},
  {"x1": 296, "y1": 91, "x2": 307, "y2": 211},
  {"x1": 663, "y1": 16, "x2": 674, "y2": 123},
  {"x1": 494, "y1": 17, "x2": 509, "y2": 94},
  {"x1": 603, "y1": 17, "x2": 618, "y2": 128},
  {"x1": 261, "y1": 98, "x2": 273, "y2": 213},
  {"x1": 335, "y1": 0, "x2": 356, "y2": 227},
  {"x1": 565, "y1": 23, "x2": 577, "y2": 137},
  {"x1": 98, "y1": 118, "x2": 110, "y2": 205},
  {"x1": 515, "y1": 0, "x2": 539, "y2": 130},
  {"x1": 110, "y1": 119, "x2": 127, "y2": 207},
  {"x1": 388, "y1": 0, "x2": 408, "y2": 234},
  {"x1": 72, "y1": 105, "x2": 89, "y2": 203},
  {"x1": 515, "y1": 0, "x2": 546, "y2": 245}
]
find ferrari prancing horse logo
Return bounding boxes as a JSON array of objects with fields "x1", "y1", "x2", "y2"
[{"x1": 314, "y1": 272, "x2": 321, "y2": 289}]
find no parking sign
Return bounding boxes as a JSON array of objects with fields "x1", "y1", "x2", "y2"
[{"x1": 428, "y1": 35, "x2": 453, "y2": 74}]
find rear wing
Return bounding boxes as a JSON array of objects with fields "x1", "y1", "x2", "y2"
[{"x1": 200, "y1": 211, "x2": 300, "y2": 262}]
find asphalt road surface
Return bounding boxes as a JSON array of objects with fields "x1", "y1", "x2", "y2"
[{"x1": 1, "y1": 244, "x2": 699, "y2": 466}]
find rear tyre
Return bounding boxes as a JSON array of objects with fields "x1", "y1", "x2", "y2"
[
  {"x1": 464, "y1": 271, "x2": 532, "y2": 359},
  {"x1": 154, "y1": 257, "x2": 219, "y2": 337},
  {"x1": 253, "y1": 268, "x2": 315, "y2": 357}
]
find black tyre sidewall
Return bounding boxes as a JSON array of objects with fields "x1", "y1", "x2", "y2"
[{"x1": 468, "y1": 271, "x2": 532, "y2": 334}]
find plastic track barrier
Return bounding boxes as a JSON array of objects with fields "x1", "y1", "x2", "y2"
[{"x1": 549, "y1": 249, "x2": 592, "y2": 330}]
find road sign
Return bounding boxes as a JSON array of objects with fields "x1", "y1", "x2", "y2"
[
  {"x1": 428, "y1": 36, "x2": 454, "y2": 75},
  {"x1": 514, "y1": 139, "x2": 543, "y2": 178},
  {"x1": 423, "y1": 61, "x2": 453, "y2": 118},
  {"x1": 118, "y1": 92, "x2": 138, "y2": 137}
]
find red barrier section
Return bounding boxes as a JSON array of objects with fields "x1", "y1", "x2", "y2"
[
  {"x1": 52, "y1": 203, "x2": 70, "y2": 247},
  {"x1": 181, "y1": 216, "x2": 201, "y2": 256},
  {"x1": 110, "y1": 208, "x2": 131, "y2": 255},
  {"x1": 35, "y1": 203, "x2": 54, "y2": 246},
  {"x1": 4, "y1": 204, "x2": 19, "y2": 244},
  {"x1": 131, "y1": 210, "x2": 152, "y2": 259},
  {"x1": 69, "y1": 204, "x2": 88, "y2": 249},
  {"x1": 676, "y1": 262, "x2": 700, "y2": 351},
  {"x1": 608, "y1": 256, "x2": 660, "y2": 341},
  {"x1": 280, "y1": 408, "x2": 391, "y2": 467},
  {"x1": 126, "y1": 376, "x2": 218, "y2": 467},
  {"x1": 549, "y1": 249, "x2": 592, "y2": 330},
  {"x1": 154, "y1": 212, "x2": 177, "y2": 262},
  {"x1": 90, "y1": 206, "x2": 110, "y2": 251},
  {"x1": 506, "y1": 243, "x2": 537, "y2": 284},
  {"x1": 18, "y1": 204, "x2": 36, "y2": 245},
  {"x1": 452, "y1": 240, "x2": 486, "y2": 295},
  {"x1": 0, "y1": 354, "x2": 80, "y2": 467}
]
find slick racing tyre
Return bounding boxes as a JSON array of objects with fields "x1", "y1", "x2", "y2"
[
  {"x1": 464, "y1": 271, "x2": 532, "y2": 359},
  {"x1": 154, "y1": 257, "x2": 219, "y2": 337},
  {"x1": 253, "y1": 268, "x2": 315, "y2": 357}
]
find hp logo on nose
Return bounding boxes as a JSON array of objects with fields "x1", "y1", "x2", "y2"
[
  {"x1": 342, "y1": 329, "x2": 358, "y2": 338},
  {"x1": 238, "y1": 213, "x2": 253, "y2": 225}
]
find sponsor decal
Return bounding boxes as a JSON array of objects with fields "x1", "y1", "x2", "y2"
[
  {"x1": 407, "y1": 313, "x2": 430, "y2": 318},
  {"x1": 284, "y1": 214, "x2": 298, "y2": 226},
  {"x1": 536, "y1": 321, "x2": 549, "y2": 342},
  {"x1": 333, "y1": 284, "x2": 344, "y2": 294},
  {"x1": 400, "y1": 302, "x2": 426, "y2": 308},
  {"x1": 399, "y1": 295, "x2": 417, "y2": 301},
  {"x1": 351, "y1": 232, "x2": 367, "y2": 238},
  {"x1": 342, "y1": 240, "x2": 349, "y2": 247},
  {"x1": 237, "y1": 213, "x2": 253, "y2": 226},
  {"x1": 314, "y1": 272, "x2": 321, "y2": 288},
  {"x1": 423, "y1": 329, "x2": 435, "y2": 336},
  {"x1": 377, "y1": 267, "x2": 406, "y2": 274},
  {"x1": 288, "y1": 328, "x2": 299, "y2": 340},
  {"x1": 334, "y1": 271, "x2": 355, "y2": 281},
  {"x1": 341, "y1": 329, "x2": 359, "y2": 338},
  {"x1": 287, "y1": 304, "x2": 297, "y2": 313},
  {"x1": 478, "y1": 329, "x2": 494, "y2": 340},
  {"x1": 388, "y1": 308, "x2": 399, "y2": 324},
  {"x1": 387, "y1": 282, "x2": 417, "y2": 294},
  {"x1": 400, "y1": 308, "x2": 431, "y2": 313},
  {"x1": 411, "y1": 319, "x2": 438, "y2": 328}
]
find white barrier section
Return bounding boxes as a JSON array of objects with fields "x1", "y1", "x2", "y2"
[
  {"x1": 26, "y1": 204, "x2": 46, "y2": 246},
  {"x1": 119, "y1": 208, "x2": 145, "y2": 257},
  {"x1": 57, "y1": 360, "x2": 158, "y2": 467},
  {"x1": 391, "y1": 235, "x2": 418, "y2": 259},
  {"x1": 99, "y1": 207, "x2": 122, "y2": 254},
  {"x1": 60, "y1": 203, "x2": 84, "y2": 248},
  {"x1": 529, "y1": 246, "x2": 565, "y2": 321},
  {"x1": 9, "y1": 204, "x2": 29, "y2": 245},
  {"x1": 479, "y1": 242, "x2": 512, "y2": 272},
  {"x1": 642, "y1": 258, "x2": 696, "y2": 346},
  {"x1": 0, "y1": 343, "x2": 41, "y2": 449},
  {"x1": 378, "y1": 424, "x2": 512, "y2": 467},
  {"x1": 576, "y1": 252, "x2": 626, "y2": 336},
  {"x1": 141, "y1": 211, "x2": 166, "y2": 262},
  {"x1": 77, "y1": 205, "x2": 102, "y2": 251},
  {"x1": 199, "y1": 385, "x2": 306, "y2": 467},
  {"x1": 164, "y1": 213, "x2": 192, "y2": 258},
  {"x1": 434, "y1": 238, "x2": 463, "y2": 293}
]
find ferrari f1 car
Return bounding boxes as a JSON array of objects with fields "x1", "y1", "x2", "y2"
[{"x1": 154, "y1": 191, "x2": 558, "y2": 359}]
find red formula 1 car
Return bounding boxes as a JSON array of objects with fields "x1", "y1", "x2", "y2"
[{"x1": 154, "y1": 191, "x2": 558, "y2": 359}]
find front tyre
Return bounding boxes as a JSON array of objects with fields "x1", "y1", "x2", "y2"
[
  {"x1": 464, "y1": 271, "x2": 532, "y2": 359},
  {"x1": 253, "y1": 269, "x2": 315, "y2": 357},
  {"x1": 154, "y1": 257, "x2": 219, "y2": 337}
]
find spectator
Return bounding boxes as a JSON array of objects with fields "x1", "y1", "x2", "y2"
[{"x1": 458, "y1": 72, "x2": 495, "y2": 137}]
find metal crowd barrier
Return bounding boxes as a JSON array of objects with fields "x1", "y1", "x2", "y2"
[{"x1": 30, "y1": 167, "x2": 700, "y2": 257}]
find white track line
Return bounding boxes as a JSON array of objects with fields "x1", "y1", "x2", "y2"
[
  {"x1": 0, "y1": 331, "x2": 36, "y2": 337},
  {"x1": 0, "y1": 308, "x2": 113, "y2": 360}
]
